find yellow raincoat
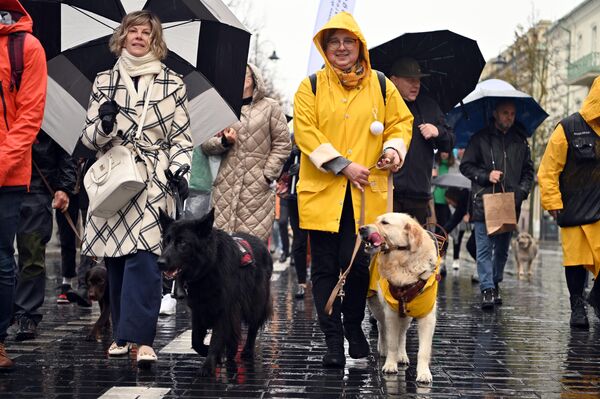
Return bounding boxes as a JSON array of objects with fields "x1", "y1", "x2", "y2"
[
  {"x1": 293, "y1": 12, "x2": 413, "y2": 232},
  {"x1": 368, "y1": 253, "x2": 440, "y2": 319},
  {"x1": 538, "y1": 77, "x2": 600, "y2": 276}
]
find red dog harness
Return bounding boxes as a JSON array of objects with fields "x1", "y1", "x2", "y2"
[{"x1": 232, "y1": 237, "x2": 254, "y2": 267}]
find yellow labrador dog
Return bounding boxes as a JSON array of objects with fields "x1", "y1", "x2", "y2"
[
  {"x1": 359, "y1": 212, "x2": 440, "y2": 383},
  {"x1": 512, "y1": 232, "x2": 538, "y2": 278}
]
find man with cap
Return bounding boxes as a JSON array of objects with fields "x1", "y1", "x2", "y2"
[{"x1": 389, "y1": 58, "x2": 454, "y2": 235}]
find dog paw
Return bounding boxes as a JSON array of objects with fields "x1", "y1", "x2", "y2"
[
  {"x1": 398, "y1": 353, "x2": 409, "y2": 365},
  {"x1": 382, "y1": 360, "x2": 398, "y2": 374},
  {"x1": 199, "y1": 364, "x2": 215, "y2": 377},
  {"x1": 416, "y1": 367, "x2": 433, "y2": 384}
]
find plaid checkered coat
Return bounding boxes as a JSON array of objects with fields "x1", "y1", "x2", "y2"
[{"x1": 80, "y1": 65, "x2": 193, "y2": 257}]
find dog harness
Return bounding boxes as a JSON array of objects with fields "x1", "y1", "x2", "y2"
[
  {"x1": 232, "y1": 237, "x2": 254, "y2": 267},
  {"x1": 368, "y1": 254, "x2": 441, "y2": 319}
]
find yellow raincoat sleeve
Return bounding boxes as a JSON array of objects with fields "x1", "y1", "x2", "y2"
[
  {"x1": 538, "y1": 125, "x2": 568, "y2": 211},
  {"x1": 293, "y1": 78, "x2": 343, "y2": 172},
  {"x1": 381, "y1": 78, "x2": 413, "y2": 163}
]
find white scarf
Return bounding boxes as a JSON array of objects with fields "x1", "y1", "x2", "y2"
[{"x1": 117, "y1": 48, "x2": 162, "y2": 104}]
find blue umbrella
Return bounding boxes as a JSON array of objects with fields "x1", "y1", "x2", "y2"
[{"x1": 447, "y1": 79, "x2": 549, "y2": 148}]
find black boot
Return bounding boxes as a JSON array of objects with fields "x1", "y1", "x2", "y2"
[
  {"x1": 481, "y1": 288, "x2": 494, "y2": 310},
  {"x1": 494, "y1": 284, "x2": 503, "y2": 305},
  {"x1": 66, "y1": 287, "x2": 92, "y2": 308},
  {"x1": 322, "y1": 338, "x2": 345, "y2": 368},
  {"x1": 570, "y1": 296, "x2": 589, "y2": 329},
  {"x1": 343, "y1": 323, "x2": 369, "y2": 359},
  {"x1": 15, "y1": 317, "x2": 37, "y2": 341},
  {"x1": 588, "y1": 278, "x2": 600, "y2": 320}
]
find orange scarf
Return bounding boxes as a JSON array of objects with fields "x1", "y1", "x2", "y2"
[{"x1": 333, "y1": 60, "x2": 367, "y2": 90}]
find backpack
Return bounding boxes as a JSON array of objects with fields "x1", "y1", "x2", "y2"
[
  {"x1": 308, "y1": 70, "x2": 387, "y2": 105},
  {"x1": 8, "y1": 32, "x2": 26, "y2": 92}
]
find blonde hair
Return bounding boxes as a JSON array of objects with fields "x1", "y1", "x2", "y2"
[{"x1": 109, "y1": 10, "x2": 168, "y2": 60}]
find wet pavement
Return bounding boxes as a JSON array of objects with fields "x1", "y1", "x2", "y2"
[{"x1": 2, "y1": 237, "x2": 600, "y2": 398}]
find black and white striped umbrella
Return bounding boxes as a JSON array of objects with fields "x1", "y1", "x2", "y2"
[
  {"x1": 143, "y1": 0, "x2": 251, "y2": 119},
  {"x1": 24, "y1": 0, "x2": 246, "y2": 154},
  {"x1": 46, "y1": 34, "x2": 238, "y2": 154}
]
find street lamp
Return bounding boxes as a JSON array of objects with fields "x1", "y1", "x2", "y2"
[{"x1": 253, "y1": 33, "x2": 280, "y2": 65}]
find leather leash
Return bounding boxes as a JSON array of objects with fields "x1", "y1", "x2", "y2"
[
  {"x1": 324, "y1": 168, "x2": 394, "y2": 316},
  {"x1": 32, "y1": 160, "x2": 81, "y2": 241}
]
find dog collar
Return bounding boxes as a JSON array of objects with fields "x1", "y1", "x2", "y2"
[{"x1": 381, "y1": 244, "x2": 410, "y2": 254}]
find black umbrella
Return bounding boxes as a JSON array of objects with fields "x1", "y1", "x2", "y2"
[
  {"x1": 369, "y1": 30, "x2": 486, "y2": 113},
  {"x1": 46, "y1": 34, "x2": 238, "y2": 155},
  {"x1": 21, "y1": 0, "x2": 125, "y2": 59},
  {"x1": 143, "y1": 0, "x2": 251, "y2": 118}
]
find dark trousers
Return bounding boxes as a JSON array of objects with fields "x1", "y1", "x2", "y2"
[
  {"x1": 278, "y1": 199, "x2": 290, "y2": 256},
  {"x1": 105, "y1": 251, "x2": 161, "y2": 346},
  {"x1": 466, "y1": 233, "x2": 477, "y2": 261},
  {"x1": 75, "y1": 208, "x2": 96, "y2": 290},
  {"x1": 309, "y1": 188, "x2": 369, "y2": 344},
  {"x1": 289, "y1": 199, "x2": 308, "y2": 284},
  {"x1": 15, "y1": 192, "x2": 53, "y2": 325},
  {"x1": 434, "y1": 203, "x2": 450, "y2": 228},
  {"x1": 55, "y1": 193, "x2": 80, "y2": 279},
  {"x1": 453, "y1": 230, "x2": 465, "y2": 260},
  {"x1": 565, "y1": 266, "x2": 587, "y2": 297},
  {"x1": 0, "y1": 190, "x2": 25, "y2": 342},
  {"x1": 393, "y1": 196, "x2": 429, "y2": 225}
]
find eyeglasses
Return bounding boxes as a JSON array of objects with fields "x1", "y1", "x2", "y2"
[{"x1": 326, "y1": 38, "x2": 358, "y2": 50}]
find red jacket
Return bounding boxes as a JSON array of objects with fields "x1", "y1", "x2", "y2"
[{"x1": 0, "y1": 0, "x2": 47, "y2": 188}]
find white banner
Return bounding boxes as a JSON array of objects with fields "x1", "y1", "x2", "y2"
[{"x1": 307, "y1": 0, "x2": 356, "y2": 75}]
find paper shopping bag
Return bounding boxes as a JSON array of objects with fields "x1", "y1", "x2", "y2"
[{"x1": 482, "y1": 191, "x2": 517, "y2": 236}]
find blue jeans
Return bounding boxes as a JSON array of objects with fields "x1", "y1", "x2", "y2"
[
  {"x1": 0, "y1": 190, "x2": 25, "y2": 342},
  {"x1": 473, "y1": 222, "x2": 512, "y2": 292}
]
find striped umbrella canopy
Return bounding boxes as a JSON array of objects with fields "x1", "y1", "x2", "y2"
[
  {"x1": 25, "y1": 0, "x2": 245, "y2": 154},
  {"x1": 46, "y1": 34, "x2": 238, "y2": 154}
]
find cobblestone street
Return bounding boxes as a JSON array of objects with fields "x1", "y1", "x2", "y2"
[{"x1": 1, "y1": 239, "x2": 600, "y2": 398}]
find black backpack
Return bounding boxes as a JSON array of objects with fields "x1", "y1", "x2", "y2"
[{"x1": 308, "y1": 70, "x2": 387, "y2": 105}]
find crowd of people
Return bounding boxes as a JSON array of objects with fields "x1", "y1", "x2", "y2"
[{"x1": 1, "y1": 1, "x2": 599, "y2": 374}]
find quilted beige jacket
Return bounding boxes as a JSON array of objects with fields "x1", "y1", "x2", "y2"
[{"x1": 201, "y1": 64, "x2": 291, "y2": 241}]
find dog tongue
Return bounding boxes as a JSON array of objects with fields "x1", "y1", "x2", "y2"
[{"x1": 369, "y1": 232, "x2": 383, "y2": 246}]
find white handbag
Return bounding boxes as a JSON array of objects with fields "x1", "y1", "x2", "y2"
[
  {"x1": 84, "y1": 145, "x2": 145, "y2": 218},
  {"x1": 84, "y1": 76, "x2": 155, "y2": 219}
]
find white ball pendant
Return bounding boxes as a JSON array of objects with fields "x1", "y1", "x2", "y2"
[{"x1": 370, "y1": 120, "x2": 384, "y2": 135}]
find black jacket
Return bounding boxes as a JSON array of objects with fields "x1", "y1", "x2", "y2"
[
  {"x1": 29, "y1": 130, "x2": 77, "y2": 195},
  {"x1": 459, "y1": 124, "x2": 534, "y2": 222},
  {"x1": 443, "y1": 188, "x2": 470, "y2": 234},
  {"x1": 393, "y1": 95, "x2": 454, "y2": 200}
]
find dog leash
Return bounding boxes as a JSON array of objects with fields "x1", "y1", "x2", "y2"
[
  {"x1": 32, "y1": 160, "x2": 81, "y2": 241},
  {"x1": 324, "y1": 167, "x2": 394, "y2": 316}
]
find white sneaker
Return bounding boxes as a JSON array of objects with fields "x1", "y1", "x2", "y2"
[
  {"x1": 452, "y1": 260, "x2": 460, "y2": 270},
  {"x1": 159, "y1": 294, "x2": 177, "y2": 316},
  {"x1": 203, "y1": 330, "x2": 212, "y2": 346}
]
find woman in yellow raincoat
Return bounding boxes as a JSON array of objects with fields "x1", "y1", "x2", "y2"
[
  {"x1": 538, "y1": 76, "x2": 600, "y2": 329},
  {"x1": 293, "y1": 11, "x2": 413, "y2": 368}
]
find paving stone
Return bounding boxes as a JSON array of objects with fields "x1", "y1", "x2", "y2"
[{"x1": 2, "y1": 240, "x2": 600, "y2": 397}]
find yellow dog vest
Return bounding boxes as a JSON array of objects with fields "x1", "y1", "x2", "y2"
[{"x1": 367, "y1": 253, "x2": 440, "y2": 319}]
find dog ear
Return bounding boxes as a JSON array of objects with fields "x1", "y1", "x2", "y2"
[
  {"x1": 159, "y1": 208, "x2": 174, "y2": 230},
  {"x1": 404, "y1": 223, "x2": 422, "y2": 251},
  {"x1": 196, "y1": 208, "x2": 215, "y2": 236}
]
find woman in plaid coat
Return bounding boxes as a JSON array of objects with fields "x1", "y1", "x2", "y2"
[{"x1": 79, "y1": 10, "x2": 193, "y2": 366}]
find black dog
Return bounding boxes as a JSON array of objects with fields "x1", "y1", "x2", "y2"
[
  {"x1": 85, "y1": 265, "x2": 110, "y2": 341},
  {"x1": 158, "y1": 209, "x2": 273, "y2": 376}
]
